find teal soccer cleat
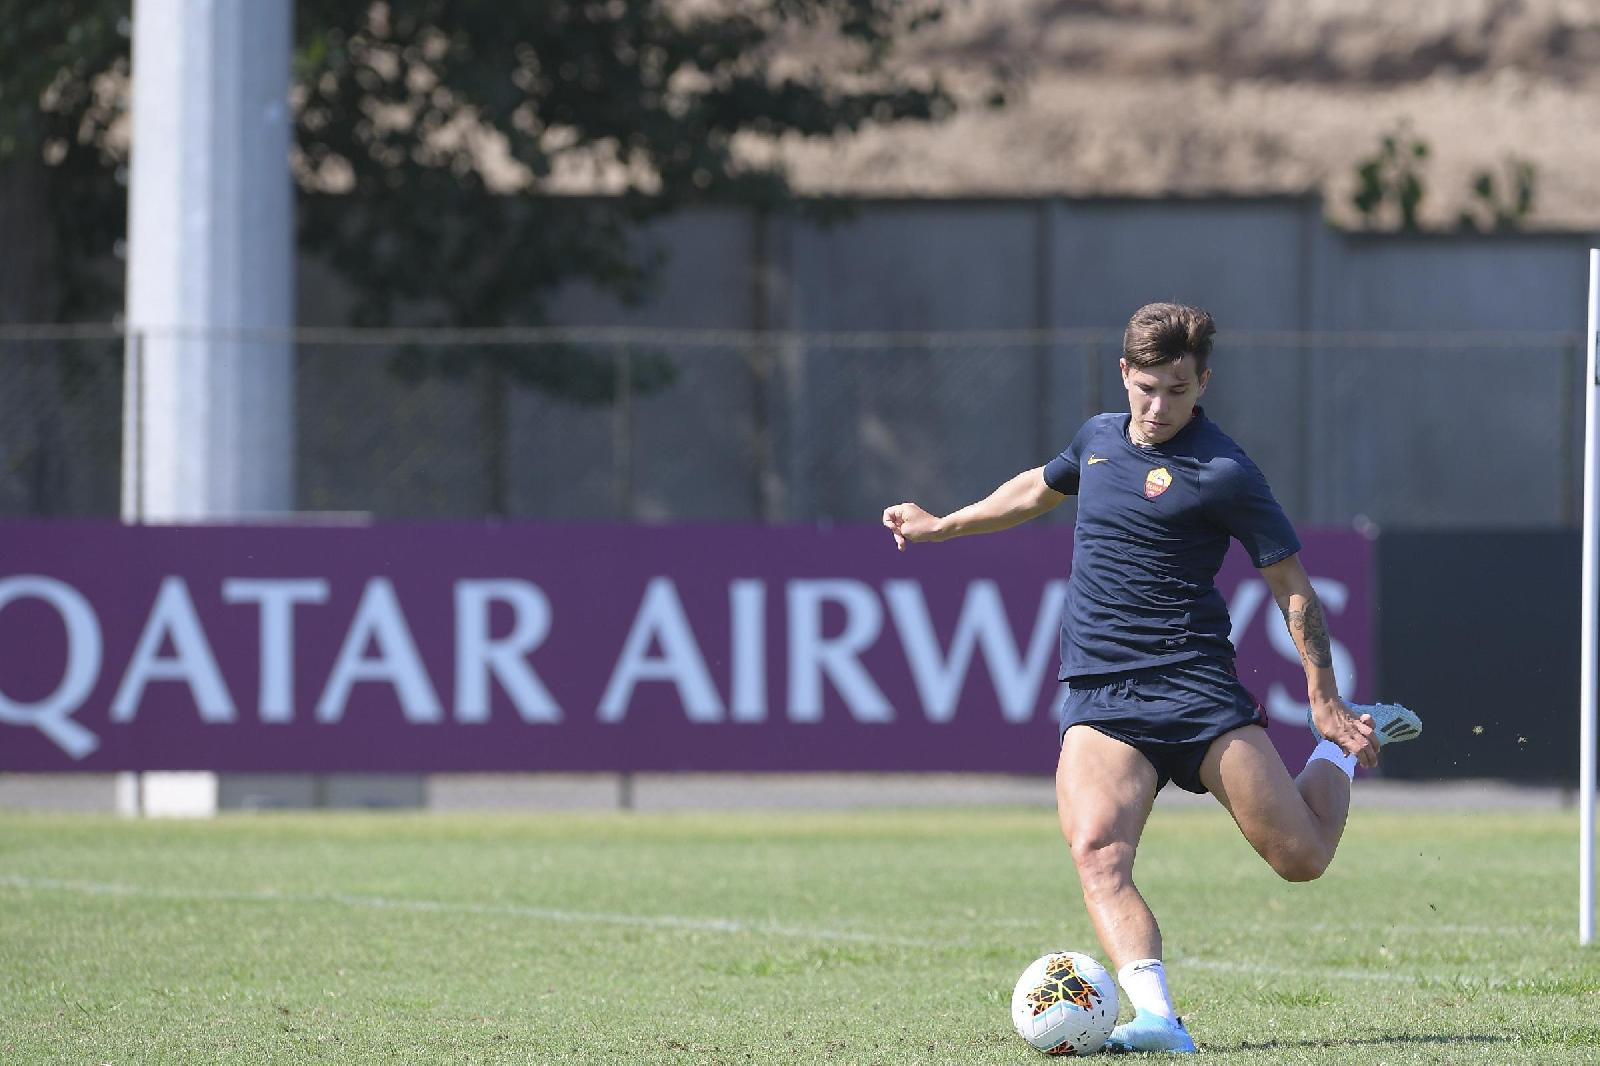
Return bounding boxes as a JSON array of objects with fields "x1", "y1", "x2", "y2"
[
  {"x1": 1308, "y1": 701, "x2": 1423, "y2": 749},
  {"x1": 1102, "y1": 1009, "x2": 1197, "y2": 1054}
]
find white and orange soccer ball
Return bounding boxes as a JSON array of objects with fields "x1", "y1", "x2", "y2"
[{"x1": 1010, "y1": 950, "x2": 1119, "y2": 1056}]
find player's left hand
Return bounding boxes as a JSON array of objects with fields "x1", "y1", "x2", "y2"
[{"x1": 1311, "y1": 697, "x2": 1378, "y2": 769}]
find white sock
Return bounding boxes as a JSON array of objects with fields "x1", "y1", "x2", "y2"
[
  {"x1": 1117, "y1": 958, "x2": 1177, "y2": 1022},
  {"x1": 1306, "y1": 739, "x2": 1357, "y2": 780}
]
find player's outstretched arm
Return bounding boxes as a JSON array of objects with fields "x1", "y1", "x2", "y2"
[
  {"x1": 882, "y1": 467, "x2": 1065, "y2": 551},
  {"x1": 1259, "y1": 553, "x2": 1379, "y2": 768}
]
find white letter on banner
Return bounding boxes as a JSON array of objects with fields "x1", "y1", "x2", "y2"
[
  {"x1": 1227, "y1": 578, "x2": 1271, "y2": 647},
  {"x1": 221, "y1": 578, "x2": 329, "y2": 723},
  {"x1": 0, "y1": 576, "x2": 102, "y2": 758},
  {"x1": 112, "y1": 577, "x2": 236, "y2": 723},
  {"x1": 729, "y1": 579, "x2": 766, "y2": 723},
  {"x1": 786, "y1": 579, "x2": 891, "y2": 723},
  {"x1": 454, "y1": 580, "x2": 561, "y2": 723},
  {"x1": 1262, "y1": 577, "x2": 1357, "y2": 726},
  {"x1": 316, "y1": 577, "x2": 442, "y2": 724},
  {"x1": 884, "y1": 579, "x2": 1067, "y2": 724},
  {"x1": 598, "y1": 577, "x2": 724, "y2": 723}
]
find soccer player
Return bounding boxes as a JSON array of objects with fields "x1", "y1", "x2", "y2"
[{"x1": 881, "y1": 303, "x2": 1421, "y2": 1054}]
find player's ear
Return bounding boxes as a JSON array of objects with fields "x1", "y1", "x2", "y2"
[
  {"x1": 1118, "y1": 358, "x2": 1130, "y2": 384},
  {"x1": 1197, "y1": 366, "x2": 1211, "y2": 393}
]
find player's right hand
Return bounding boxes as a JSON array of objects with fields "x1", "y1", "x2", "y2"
[
  {"x1": 1311, "y1": 698, "x2": 1378, "y2": 769},
  {"x1": 881, "y1": 502, "x2": 939, "y2": 552}
]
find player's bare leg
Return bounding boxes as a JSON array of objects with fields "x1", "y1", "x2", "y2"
[
  {"x1": 1059, "y1": 728, "x2": 1199, "y2": 1053},
  {"x1": 1200, "y1": 724, "x2": 1347, "y2": 881},
  {"x1": 1054, "y1": 725, "x2": 1161, "y2": 967}
]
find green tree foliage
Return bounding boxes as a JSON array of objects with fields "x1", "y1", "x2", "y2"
[
  {"x1": 1350, "y1": 122, "x2": 1539, "y2": 234},
  {"x1": 3, "y1": 1, "x2": 957, "y2": 514},
  {"x1": 0, "y1": 4, "x2": 129, "y2": 516},
  {"x1": 1458, "y1": 156, "x2": 1537, "y2": 233},
  {"x1": 294, "y1": 1, "x2": 955, "y2": 513},
  {"x1": 1350, "y1": 123, "x2": 1428, "y2": 233},
  {"x1": 294, "y1": 1, "x2": 953, "y2": 332},
  {"x1": 0, "y1": 1, "x2": 130, "y2": 320},
  {"x1": 1, "y1": 0, "x2": 954, "y2": 329}
]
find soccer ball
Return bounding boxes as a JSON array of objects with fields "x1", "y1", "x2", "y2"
[{"x1": 1010, "y1": 950, "x2": 1119, "y2": 1056}]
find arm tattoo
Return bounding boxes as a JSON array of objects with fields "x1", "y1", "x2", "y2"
[{"x1": 1286, "y1": 597, "x2": 1334, "y2": 669}]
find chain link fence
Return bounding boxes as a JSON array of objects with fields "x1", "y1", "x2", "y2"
[
  {"x1": 0, "y1": 331, "x2": 124, "y2": 518},
  {"x1": 0, "y1": 325, "x2": 1585, "y2": 528}
]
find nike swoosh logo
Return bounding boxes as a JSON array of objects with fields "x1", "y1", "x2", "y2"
[{"x1": 1087, "y1": 456, "x2": 1110, "y2": 465}]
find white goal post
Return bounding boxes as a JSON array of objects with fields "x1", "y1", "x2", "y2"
[{"x1": 1583, "y1": 247, "x2": 1599, "y2": 945}]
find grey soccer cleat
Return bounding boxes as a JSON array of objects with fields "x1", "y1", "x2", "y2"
[{"x1": 1308, "y1": 702, "x2": 1423, "y2": 749}]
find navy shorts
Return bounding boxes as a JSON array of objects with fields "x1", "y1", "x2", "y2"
[{"x1": 1056, "y1": 657, "x2": 1267, "y2": 795}]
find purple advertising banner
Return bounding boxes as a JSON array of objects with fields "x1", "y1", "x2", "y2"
[{"x1": 0, "y1": 522, "x2": 1371, "y2": 774}]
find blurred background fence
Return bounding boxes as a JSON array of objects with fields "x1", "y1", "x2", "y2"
[{"x1": 1, "y1": 324, "x2": 1584, "y2": 530}]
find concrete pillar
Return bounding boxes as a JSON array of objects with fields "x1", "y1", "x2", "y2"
[{"x1": 121, "y1": 0, "x2": 295, "y2": 815}]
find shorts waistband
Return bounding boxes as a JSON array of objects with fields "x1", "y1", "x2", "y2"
[{"x1": 1066, "y1": 655, "x2": 1233, "y2": 691}]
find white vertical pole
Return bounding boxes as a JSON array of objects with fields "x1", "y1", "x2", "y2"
[
  {"x1": 124, "y1": 0, "x2": 295, "y2": 521},
  {"x1": 121, "y1": 0, "x2": 295, "y2": 818},
  {"x1": 1583, "y1": 247, "x2": 1599, "y2": 944}
]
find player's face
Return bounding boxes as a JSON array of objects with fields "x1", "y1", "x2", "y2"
[{"x1": 1120, "y1": 355, "x2": 1209, "y2": 446}]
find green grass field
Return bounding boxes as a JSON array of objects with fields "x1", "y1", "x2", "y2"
[{"x1": 2, "y1": 804, "x2": 1598, "y2": 1064}]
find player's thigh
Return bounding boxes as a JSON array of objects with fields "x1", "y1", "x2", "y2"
[
  {"x1": 1198, "y1": 725, "x2": 1318, "y2": 857},
  {"x1": 1055, "y1": 725, "x2": 1159, "y2": 851}
]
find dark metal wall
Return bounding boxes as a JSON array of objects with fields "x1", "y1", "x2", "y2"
[{"x1": 1377, "y1": 530, "x2": 1579, "y2": 783}]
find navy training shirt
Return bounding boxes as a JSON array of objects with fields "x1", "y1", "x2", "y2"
[{"x1": 1042, "y1": 408, "x2": 1300, "y2": 680}]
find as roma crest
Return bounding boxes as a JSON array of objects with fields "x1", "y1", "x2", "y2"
[{"x1": 1144, "y1": 467, "x2": 1173, "y2": 499}]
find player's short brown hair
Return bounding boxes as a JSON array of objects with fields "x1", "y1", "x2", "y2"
[{"x1": 1123, "y1": 303, "x2": 1216, "y2": 374}]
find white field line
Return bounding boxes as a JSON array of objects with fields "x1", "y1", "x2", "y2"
[
  {"x1": 1178, "y1": 955, "x2": 1584, "y2": 989},
  {"x1": 0, "y1": 874, "x2": 1537, "y2": 987},
  {"x1": 0, "y1": 874, "x2": 931, "y2": 948},
  {"x1": 1177, "y1": 957, "x2": 1428, "y2": 985},
  {"x1": 1292, "y1": 921, "x2": 1545, "y2": 938},
  {"x1": 977, "y1": 915, "x2": 1536, "y2": 938}
]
